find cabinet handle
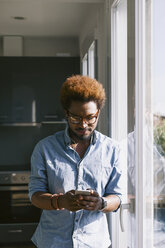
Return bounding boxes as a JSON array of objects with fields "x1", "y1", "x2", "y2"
[{"x1": 8, "y1": 229, "x2": 22, "y2": 233}]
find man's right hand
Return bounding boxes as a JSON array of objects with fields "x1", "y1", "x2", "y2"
[{"x1": 58, "y1": 190, "x2": 83, "y2": 212}]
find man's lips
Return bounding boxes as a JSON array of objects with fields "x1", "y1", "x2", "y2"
[{"x1": 76, "y1": 129, "x2": 89, "y2": 135}]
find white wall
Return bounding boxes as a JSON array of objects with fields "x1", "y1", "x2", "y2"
[
  {"x1": 79, "y1": 5, "x2": 99, "y2": 59},
  {"x1": 79, "y1": 2, "x2": 109, "y2": 135},
  {"x1": 24, "y1": 37, "x2": 79, "y2": 57},
  {"x1": 0, "y1": 36, "x2": 79, "y2": 57}
]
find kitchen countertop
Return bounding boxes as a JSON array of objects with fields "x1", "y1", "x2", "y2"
[{"x1": 0, "y1": 243, "x2": 36, "y2": 248}]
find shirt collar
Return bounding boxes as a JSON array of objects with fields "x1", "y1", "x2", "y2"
[{"x1": 64, "y1": 125, "x2": 97, "y2": 146}]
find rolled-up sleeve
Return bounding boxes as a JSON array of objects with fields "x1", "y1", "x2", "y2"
[
  {"x1": 104, "y1": 145, "x2": 123, "y2": 200},
  {"x1": 28, "y1": 142, "x2": 48, "y2": 201}
]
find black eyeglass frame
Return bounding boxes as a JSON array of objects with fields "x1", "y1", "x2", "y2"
[{"x1": 67, "y1": 110, "x2": 99, "y2": 124}]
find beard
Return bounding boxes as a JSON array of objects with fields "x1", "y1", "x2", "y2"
[{"x1": 68, "y1": 127, "x2": 94, "y2": 141}]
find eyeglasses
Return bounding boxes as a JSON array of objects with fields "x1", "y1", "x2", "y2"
[{"x1": 67, "y1": 110, "x2": 99, "y2": 124}]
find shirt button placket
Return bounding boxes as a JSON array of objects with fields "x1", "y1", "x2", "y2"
[
  {"x1": 73, "y1": 161, "x2": 84, "y2": 247},
  {"x1": 73, "y1": 210, "x2": 82, "y2": 248},
  {"x1": 77, "y1": 161, "x2": 83, "y2": 189}
]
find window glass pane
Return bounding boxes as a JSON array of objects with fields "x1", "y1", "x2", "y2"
[
  {"x1": 153, "y1": 0, "x2": 165, "y2": 247},
  {"x1": 82, "y1": 54, "x2": 88, "y2": 76},
  {"x1": 88, "y1": 41, "x2": 95, "y2": 78}
]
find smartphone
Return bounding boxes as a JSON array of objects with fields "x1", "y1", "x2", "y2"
[{"x1": 75, "y1": 190, "x2": 91, "y2": 195}]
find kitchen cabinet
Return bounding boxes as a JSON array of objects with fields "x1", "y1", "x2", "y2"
[
  {"x1": 0, "y1": 57, "x2": 80, "y2": 124},
  {"x1": 0, "y1": 56, "x2": 79, "y2": 168}
]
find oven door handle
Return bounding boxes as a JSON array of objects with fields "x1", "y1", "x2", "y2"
[{"x1": 0, "y1": 185, "x2": 28, "y2": 191}]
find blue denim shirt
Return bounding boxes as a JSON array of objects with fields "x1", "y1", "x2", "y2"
[{"x1": 29, "y1": 127, "x2": 122, "y2": 248}]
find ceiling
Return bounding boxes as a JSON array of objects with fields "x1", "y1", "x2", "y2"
[{"x1": 0, "y1": 0, "x2": 103, "y2": 37}]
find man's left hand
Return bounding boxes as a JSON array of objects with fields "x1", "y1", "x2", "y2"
[{"x1": 75, "y1": 190, "x2": 102, "y2": 211}]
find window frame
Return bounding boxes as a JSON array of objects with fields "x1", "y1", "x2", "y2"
[{"x1": 110, "y1": 0, "x2": 153, "y2": 247}]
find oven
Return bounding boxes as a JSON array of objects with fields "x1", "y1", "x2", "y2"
[
  {"x1": 0, "y1": 123, "x2": 66, "y2": 245},
  {"x1": 0, "y1": 169, "x2": 41, "y2": 244}
]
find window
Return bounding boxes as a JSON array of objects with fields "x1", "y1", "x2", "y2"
[
  {"x1": 88, "y1": 41, "x2": 95, "y2": 78},
  {"x1": 153, "y1": 0, "x2": 165, "y2": 247},
  {"x1": 82, "y1": 41, "x2": 97, "y2": 79},
  {"x1": 110, "y1": 0, "x2": 153, "y2": 247},
  {"x1": 82, "y1": 53, "x2": 88, "y2": 76}
]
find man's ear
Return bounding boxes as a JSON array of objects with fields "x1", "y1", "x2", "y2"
[{"x1": 97, "y1": 109, "x2": 101, "y2": 117}]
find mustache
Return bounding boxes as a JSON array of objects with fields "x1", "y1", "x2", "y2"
[{"x1": 76, "y1": 128, "x2": 91, "y2": 131}]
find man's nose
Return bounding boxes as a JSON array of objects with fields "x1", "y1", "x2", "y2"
[{"x1": 79, "y1": 119, "x2": 88, "y2": 128}]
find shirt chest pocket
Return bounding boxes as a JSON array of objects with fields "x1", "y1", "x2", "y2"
[
  {"x1": 101, "y1": 164, "x2": 112, "y2": 186},
  {"x1": 46, "y1": 158, "x2": 77, "y2": 193},
  {"x1": 82, "y1": 160, "x2": 112, "y2": 195}
]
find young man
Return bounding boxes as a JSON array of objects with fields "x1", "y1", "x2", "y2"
[{"x1": 29, "y1": 75, "x2": 122, "y2": 248}]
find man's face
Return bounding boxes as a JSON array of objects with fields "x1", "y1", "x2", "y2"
[{"x1": 66, "y1": 101, "x2": 99, "y2": 141}]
